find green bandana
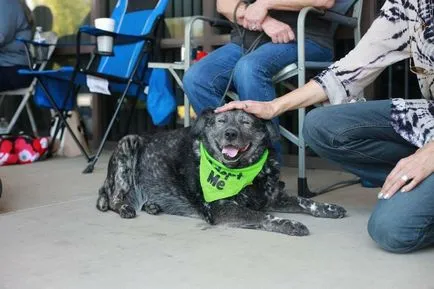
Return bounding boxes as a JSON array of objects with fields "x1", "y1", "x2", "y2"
[{"x1": 199, "y1": 143, "x2": 268, "y2": 203}]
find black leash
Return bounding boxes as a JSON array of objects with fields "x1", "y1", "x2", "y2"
[{"x1": 218, "y1": 0, "x2": 265, "y2": 106}]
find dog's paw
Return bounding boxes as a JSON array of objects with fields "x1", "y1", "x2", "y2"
[
  {"x1": 311, "y1": 203, "x2": 347, "y2": 219},
  {"x1": 265, "y1": 217, "x2": 309, "y2": 236},
  {"x1": 201, "y1": 202, "x2": 215, "y2": 225},
  {"x1": 281, "y1": 220, "x2": 309, "y2": 236},
  {"x1": 96, "y1": 195, "x2": 109, "y2": 212},
  {"x1": 119, "y1": 204, "x2": 136, "y2": 219},
  {"x1": 142, "y1": 202, "x2": 161, "y2": 215}
]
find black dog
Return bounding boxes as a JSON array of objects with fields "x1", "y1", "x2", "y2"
[{"x1": 97, "y1": 110, "x2": 346, "y2": 236}]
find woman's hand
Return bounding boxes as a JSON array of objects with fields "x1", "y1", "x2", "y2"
[
  {"x1": 215, "y1": 100, "x2": 278, "y2": 120},
  {"x1": 242, "y1": 1, "x2": 268, "y2": 31},
  {"x1": 261, "y1": 16, "x2": 295, "y2": 43},
  {"x1": 380, "y1": 142, "x2": 434, "y2": 199},
  {"x1": 234, "y1": 2, "x2": 247, "y2": 25}
]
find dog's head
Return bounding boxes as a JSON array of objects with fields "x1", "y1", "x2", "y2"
[{"x1": 191, "y1": 109, "x2": 279, "y2": 168}]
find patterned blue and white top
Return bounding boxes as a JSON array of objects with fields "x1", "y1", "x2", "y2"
[{"x1": 314, "y1": 0, "x2": 434, "y2": 148}]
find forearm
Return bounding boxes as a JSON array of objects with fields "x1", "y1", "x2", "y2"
[
  {"x1": 272, "y1": 80, "x2": 328, "y2": 115},
  {"x1": 257, "y1": 0, "x2": 335, "y2": 11},
  {"x1": 216, "y1": 0, "x2": 247, "y2": 24}
]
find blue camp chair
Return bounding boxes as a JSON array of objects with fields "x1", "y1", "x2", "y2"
[{"x1": 19, "y1": 0, "x2": 171, "y2": 173}]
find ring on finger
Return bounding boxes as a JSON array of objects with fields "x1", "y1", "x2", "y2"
[{"x1": 401, "y1": 175, "x2": 410, "y2": 182}]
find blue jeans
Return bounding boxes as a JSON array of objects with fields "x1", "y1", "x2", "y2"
[
  {"x1": 183, "y1": 40, "x2": 332, "y2": 161},
  {"x1": 183, "y1": 40, "x2": 332, "y2": 114},
  {"x1": 303, "y1": 100, "x2": 434, "y2": 253}
]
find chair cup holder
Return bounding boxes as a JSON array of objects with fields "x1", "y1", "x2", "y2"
[
  {"x1": 96, "y1": 35, "x2": 114, "y2": 56},
  {"x1": 95, "y1": 49, "x2": 114, "y2": 57}
]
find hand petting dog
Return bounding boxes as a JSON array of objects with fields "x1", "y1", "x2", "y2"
[{"x1": 215, "y1": 100, "x2": 278, "y2": 120}]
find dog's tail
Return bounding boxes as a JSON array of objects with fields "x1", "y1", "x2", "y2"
[{"x1": 96, "y1": 186, "x2": 109, "y2": 212}]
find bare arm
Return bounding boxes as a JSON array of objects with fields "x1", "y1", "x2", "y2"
[
  {"x1": 257, "y1": 0, "x2": 335, "y2": 11},
  {"x1": 216, "y1": 0, "x2": 248, "y2": 25},
  {"x1": 243, "y1": 0, "x2": 335, "y2": 32},
  {"x1": 215, "y1": 80, "x2": 327, "y2": 119},
  {"x1": 272, "y1": 80, "x2": 327, "y2": 114}
]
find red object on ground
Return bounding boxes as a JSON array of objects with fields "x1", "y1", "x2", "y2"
[
  {"x1": 0, "y1": 136, "x2": 49, "y2": 166},
  {"x1": 0, "y1": 140, "x2": 17, "y2": 165}
]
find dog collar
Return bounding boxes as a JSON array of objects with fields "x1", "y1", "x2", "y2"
[{"x1": 199, "y1": 143, "x2": 268, "y2": 203}]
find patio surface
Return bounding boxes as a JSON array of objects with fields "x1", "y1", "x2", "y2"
[{"x1": 0, "y1": 153, "x2": 433, "y2": 289}]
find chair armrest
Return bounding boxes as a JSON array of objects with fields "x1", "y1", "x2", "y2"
[
  {"x1": 185, "y1": 16, "x2": 232, "y2": 30},
  {"x1": 16, "y1": 37, "x2": 56, "y2": 47},
  {"x1": 79, "y1": 26, "x2": 154, "y2": 45},
  {"x1": 15, "y1": 37, "x2": 58, "y2": 69},
  {"x1": 295, "y1": 6, "x2": 358, "y2": 81},
  {"x1": 208, "y1": 18, "x2": 232, "y2": 28},
  {"x1": 17, "y1": 37, "x2": 94, "y2": 47},
  {"x1": 184, "y1": 16, "x2": 234, "y2": 68},
  {"x1": 297, "y1": 6, "x2": 358, "y2": 28},
  {"x1": 319, "y1": 10, "x2": 358, "y2": 28},
  {"x1": 74, "y1": 26, "x2": 154, "y2": 72}
]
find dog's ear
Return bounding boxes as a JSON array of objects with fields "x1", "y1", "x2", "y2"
[
  {"x1": 190, "y1": 108, "x2": 215, "y2": 138},
  {"x1": 265, "y1": 120, "x2": 280, "y2": 143}
]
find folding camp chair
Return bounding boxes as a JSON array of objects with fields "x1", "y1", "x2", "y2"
[
  {"x1": 19, "y1": 0, "x2": 170, "y2": 174},
  {"x1": 182, "y1": 0, "x2": 363, "y2": 197},
  {"x1": 0, "y1": 31, "x2": 58, "y2": 136}
]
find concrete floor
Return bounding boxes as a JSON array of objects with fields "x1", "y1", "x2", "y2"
[{"x1": 0, "y1": 154, "x2": 433, "y2": 289}]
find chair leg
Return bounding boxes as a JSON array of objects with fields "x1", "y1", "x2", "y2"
[
  {"x1": 298, "y1": 178, "x2": 316, "y2": 198},
  {"x1": 297, "y1": 107, "x2": 316, "y2": 198},
  {"x1": 123, "y1": 97, "x2": 138, "y2": 136},
  {"x1": 25, "y1": 102, "x2": 39, "y2": 137},
  {"x1": 83, "y1": 87, "x2": 131, "y2": 174},
  {"x1": 47, "y1": 113, "x2": 62, "y2": 158},
  {"x1": 4, "y1": 91, "x2": 33, "y2": 135},
  {"x1": 0, "y1": 95, "x2": 5, "y2": 108},
  {"x1": 84, "y1": 47, "x2": 149, "y2": 174},
  {"x1": 37, "y1": 80, "x2": 92, "y2": 162}
]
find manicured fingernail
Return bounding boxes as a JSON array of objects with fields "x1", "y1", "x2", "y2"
[
  {"x1": 400, "y1": 188, "x2": 406, "y2": 193},
  {"x1": 378, "y1": 192, "x2": 383, "y2": 199},
  {"x1": 383, "y1": 194, "x2": 390, "y2": 199}
]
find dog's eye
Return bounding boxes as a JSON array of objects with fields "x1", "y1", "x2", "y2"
[
  {"x1": 241, "y1": 121, "x2": 251, "y2": 125},
  {"x1": 217, "y1": 119, "x2": 226, "y2": 123}
]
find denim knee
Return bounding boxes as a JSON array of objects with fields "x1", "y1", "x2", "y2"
[
  {"x1": 233, "y1": 57, "x2": 264, "y2": 83},
  {"x1": 302, "y1": 108, "x2": 330, "y2": 151},
  {"x1": 368, "y1": 209, "x2": 426, "y2": 253},
  {"x1": 182, "y1": 64, "x2": 210, "y2": 113},
  {"x1": 232, "y1": 57, "x2": 271, "y2": 99}
]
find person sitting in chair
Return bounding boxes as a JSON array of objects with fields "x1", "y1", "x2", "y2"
[
  {"x1": 0, "y1": 0, "x2": 34, "y2": 92},
  {"x1": 183, "y1": 0, "x2": 336, "y2": 157}
]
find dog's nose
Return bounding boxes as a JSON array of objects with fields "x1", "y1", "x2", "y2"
[{"x1": 224, "y1": 128, "x2": 238, "y2": 141}]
